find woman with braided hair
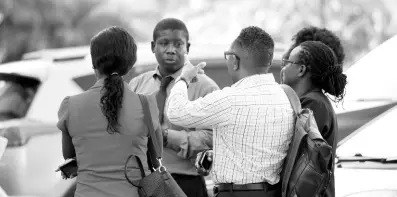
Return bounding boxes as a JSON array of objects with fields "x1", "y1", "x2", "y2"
[
  {"x1": 281, "y1": 40, "x2": 347, "y2": 197},
  {"x1": 57, "y1": 26, "x2": 160, "y2": 197}
]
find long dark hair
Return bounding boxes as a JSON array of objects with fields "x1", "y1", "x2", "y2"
[
  {"x1": 90, "y1": 26, "x2": 137, "y2": 133},
  {"x1": 298, "y1": 41, "x2": 347, "y2": 103}
]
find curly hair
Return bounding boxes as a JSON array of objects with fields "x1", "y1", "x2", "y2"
[
  {"x1": 234, "y1": 26, "x2": 274, "y2": 66},
  {"x1": 298, "y1": 41, "x2": 347, "y2": 103},
  {"x1": 90, "y1": 26, "x2": 137, "y2": 134},
  {"x1": 287, "y1": 26, "x2": 345, "y2": 65}
]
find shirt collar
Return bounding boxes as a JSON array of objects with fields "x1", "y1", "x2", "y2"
[
  {"x1": 91, "y1": 78, "x2": 104, "y2": 89},
  {"x1": 232, "y1": 74, "x2": 276, "y2": 88},
  {"x1": 152, "y1": 65, "x2": 183, "y2": 80}
]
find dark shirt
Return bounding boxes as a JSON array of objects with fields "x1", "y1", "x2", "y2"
[{"x1": 300, "y1": 90, "x2": 337, "y2": 197}]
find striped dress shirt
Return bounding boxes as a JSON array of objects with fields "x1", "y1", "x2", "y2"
[{"x1": 166, "y1": 74, "x2": 294, "y2": 185}]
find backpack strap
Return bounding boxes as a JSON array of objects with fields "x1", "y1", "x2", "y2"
[
  {"x1": 280, "y1": 84, "x2": 302, "y2": 115},
  {"x1": 280, "y1": 84, "x2": 306, "y2": 197}
]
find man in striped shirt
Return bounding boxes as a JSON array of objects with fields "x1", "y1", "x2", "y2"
[{"x1": 166, "y1": 26, "x2": 295, "y2": 197}]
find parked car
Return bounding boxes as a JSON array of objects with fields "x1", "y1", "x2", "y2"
[
  {"x1": 334, "y1": 34, "x2": 397, "y2": 141},
  {"x1": 335, "y1": 103, "x2": 397, "y2": 197},
  {"x1": 0, "y1": 59, "x2": 93, "y2": 197}
]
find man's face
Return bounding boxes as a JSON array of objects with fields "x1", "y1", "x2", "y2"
[
  {"x1": 280, "y1": 46, "x2": 302, "y2": 86},
  {"x1": 152, "y1": 29, "x2": 189, "y2": 75}
]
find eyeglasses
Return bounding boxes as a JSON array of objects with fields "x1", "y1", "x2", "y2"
[
  {"x1": 282, "y1": 59, "x2": 302, "y2": 67},
  {"x1": 224, "y1": 51, "x2": 240, "y2": 61}
]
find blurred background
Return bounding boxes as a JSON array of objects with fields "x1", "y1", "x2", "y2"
[{"x1": 1, "y1": 0, "x2": 397, "y2": 67}]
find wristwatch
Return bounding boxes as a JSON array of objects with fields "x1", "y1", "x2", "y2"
[{"x1": 175, "y1": 76, "x2": 190, "y2": 88}]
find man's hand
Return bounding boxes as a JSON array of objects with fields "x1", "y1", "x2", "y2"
[
  {"x1": 181, "y1": 54, "x2": 206, "y2": 83},
  {"x1": 195, "y1": 149, "x2": 213, "y2": 176}
]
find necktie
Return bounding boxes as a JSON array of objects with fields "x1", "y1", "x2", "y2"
[{"x1": 156, "y1": 76, "x2": 173, "y2": 124}]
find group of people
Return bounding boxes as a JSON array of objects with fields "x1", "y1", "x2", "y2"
[{"x1": 57, "y1": 17, "x2": 347, "y2": 197}]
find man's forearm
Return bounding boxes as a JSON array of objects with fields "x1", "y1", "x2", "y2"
[{"x1": 165, "y1": 128, "x2": 213, "y2": 159}]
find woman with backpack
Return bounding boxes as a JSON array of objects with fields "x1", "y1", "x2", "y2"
[{"x1": 280, "y1": 40, "x2": 347, "y2": 197}]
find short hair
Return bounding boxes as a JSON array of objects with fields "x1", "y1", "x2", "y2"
[
  {"x1": 234, "y1": 26, "x2": 274, "y2": 66},
  {"x1": 288, "y1": 26, "x2": 345, "y2": 65},
  {"x1": 153, "y1": 18, "x2": 189, "y2": 42}
]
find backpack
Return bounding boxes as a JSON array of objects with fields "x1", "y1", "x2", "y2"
[{"x1": 280, "y1": 85, "x2": 333, "y2": 197}]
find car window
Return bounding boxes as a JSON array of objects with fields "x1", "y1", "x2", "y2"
[{"x1": 0, "y1": 73, "x2": 40, "y2": 120}]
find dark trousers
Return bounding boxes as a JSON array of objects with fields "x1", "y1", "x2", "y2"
[
  {"x1": 172, "y1": 173, "x2": 209, "y2": 197},
  {"x1": 214, "y1": 183, "x2": 281, "y2": 197},
  {"x1": 215, "y1": 190, "x2": 278, "y2": 197}
]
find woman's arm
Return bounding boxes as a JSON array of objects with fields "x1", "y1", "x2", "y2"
[{"x1": 57, "y1": 97, "x2": 76, "y2": 159}]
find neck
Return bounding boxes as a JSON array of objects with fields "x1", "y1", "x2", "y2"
[
  {"x1": 159, "y1": 65, "x2": 180, "y2": 77},
  {"x1": 243, "y1": 66, "x2": 269, "y2": 78},
  {"x1": 94, "y1": 69, "x2": 106, "y2": 80},
  {"x1": 233, "y1": 68, "x2": 269, "y2": 83},
  {"x1": 290, "y1": 79, "x2": 317, "y2": 97}
]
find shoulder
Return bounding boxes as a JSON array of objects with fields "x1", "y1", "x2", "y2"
[
  {"x1": 301, "y1": 93, "x2": 326, "y2": 110},
  {"x1": 191, "y1": 74, "x2": 220, "y2": 95},
  {"x1": 300, "y1": 91, "x2": 335, "y2": 119},
  {"x1": 58, "y1": 96, "x2": 71, "y2": 118},
  {"x1": 301, "y1": 92, "x2": 331, "y2": 109},
  {"x1": 128, "y1": 71, "x2": 156, "y2": 89}
]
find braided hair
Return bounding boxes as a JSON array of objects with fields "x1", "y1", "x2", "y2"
[
  {"x1": 298, "y1": 41, "x2": 347, "y2": 103},
  {"x1": 90, "y1": 26, "x2": 137, "y2": 133}
]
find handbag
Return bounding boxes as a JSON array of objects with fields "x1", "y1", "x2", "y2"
[{"x1": 124, "y1": 94, "x2": 187, "y2": 197}]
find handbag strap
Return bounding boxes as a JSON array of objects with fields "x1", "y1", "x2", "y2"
[
  {"x1": 138, "y1": 94, "x2": 164, "y2": 169},
  {"x1": 124, "y1": 155, "x2": 144, "y2": 188}
]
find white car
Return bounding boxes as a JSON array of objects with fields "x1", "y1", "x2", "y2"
[
  {"x1": 333, "y1": 34, "x2": 397, "y2": 197},
  {"x1": 0, "y1": 59, "x2": 92, "y2": 197},
  {"x1": 333, "y1": 34, "x2": 397, "y2": 141},
  {"x1": 335, "y1": 104, "x2": 397, "y2": 197}
]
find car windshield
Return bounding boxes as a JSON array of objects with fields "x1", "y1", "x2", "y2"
[
  {"x1": 337, "y1": 104, "x2": 397, "y2": 159},
  {"x1": 0, "y1": 73, "x2": 40, "y2": 121}
]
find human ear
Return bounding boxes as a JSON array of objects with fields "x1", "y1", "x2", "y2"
[
  {"x1": 186, "y1": 42, "x2": 190, "y2": 54},
  {"x1": 297, "y1": 64, "x2": 307, "y2": 77},
  {"x1": 151, "y1": 41, "x2": 155, "y2": 53},
  {"x1": 233, "y1": 59, "x2": 240, "y2": 70}
]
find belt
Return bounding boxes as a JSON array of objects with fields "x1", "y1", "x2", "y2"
[{"x1": 214, "y1": 182, "x2": 279, "y2": 193}]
